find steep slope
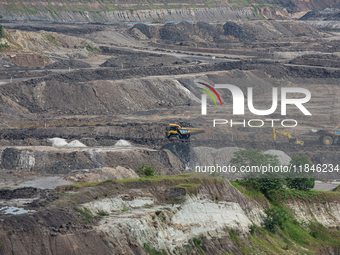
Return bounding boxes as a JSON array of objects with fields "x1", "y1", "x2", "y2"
[
  {"x1": 1, "y1": 0, "x2": 337, "y2": 22},
  {"x1": 2, "y1": 175, "x2": 340, "y2": 254}
]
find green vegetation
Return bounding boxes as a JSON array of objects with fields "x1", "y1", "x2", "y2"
[
  {"x1": 121, "y1": 206, "x2": 129, "y2": 212},
  {"x1": 0, "y1": 0, "x2": 285, "y2": 17},
  {"x1": 0, "y1": 24, "x2": 4, "y2": 38},
  {"x1": 74, "y1": 206, "x2": 93, "y2": 224},
  {"x1": 143, "y1": 243, "x2": 167, "y2": 255},
  {"x1": 254, "y1": 3, "x2": 279, "y2": 8},
  {"x1": 228, "y1": 182, "x2": 340, "y2": 254},
  {"x1": 230, "y1": 149, "x2": 285, "y2": 198},
  {"x1": 263, "y1": 206, "x2": 289, "y2": 233},
  {"x1": 98, "y1": 211, "x2": 109, "y2": 216},
  {"x1": 0, "y1": 15, "x2": 3, "y2": 19},
  {"x1": 228, "y1": 148, "x2": 340, "y2": 252},
  {"x1": 0, "y1": 41, "x2": 9, "y2": 52},
  {"x1": 81, "y1": 41, "x2": 94, "y2": 52},
  {"x1": 287, "y1": 155, "x2": 315, "y2": 190},
  {"x1": 230, "y1": 150, "x2": 317, "y2": 199},
  {"x1": 231, "y1": 149, "x2": 280, "y2": 169},
  {"x1": 42, "y1": 33, "x2": 60, "y2": 45},
  {"x1": 68, "y1": 181, "x2": 100, "y2": 190},
  {"x1": 173, "y1": 183, "x2": 201, "y2": 196},
  {"x1": 52, "y1": 167, "x2": 340, "y2": 254},
  {"x1": 136, "y1": 163, "x2": 157, "y2": 177}
]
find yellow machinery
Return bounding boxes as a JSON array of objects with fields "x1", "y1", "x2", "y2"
[
  {"x1": 273, "y1": 128, "x2": 304, "y2": 145},
  {"x1": 166, "y1": 123, "x2": 205, "y2": 140},
  {"x1": 311, "y1": 126, "x2": 340, "y2": 146}
]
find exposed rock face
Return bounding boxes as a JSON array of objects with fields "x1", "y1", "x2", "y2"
[
  {"x1": 63, "y1": 166, "x2": 139, "y2": 182},
  {"x1": 0, "y1": 7, "x2": 257, "y2": 23},
  {"x1": 2, "y1": 177, "x2": 340, "y2": 254},
  {"x1": 0, "y1": 177, "x2": 265, "y2": 255},
  {"x1": 3, "y1": 53, "x2": 50, "y2": 68},
  {"x1": 0, "y1": 206, "x2": 113, "y2": 255},
  {"x1": 1, "y1": 0, "x2": 338, "y2": 23},
  {"x1": 287, "y1": 199, "x2": 340, "y2": 227},
  {"x1": 0, "y1": 146, "x2": 185, "y2": 174},
  {"x1": 81, "y1": 178, "x2": 264, "y2": 253}
]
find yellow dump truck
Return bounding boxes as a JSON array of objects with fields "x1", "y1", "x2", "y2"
[
  {"x1": 273, "y1": 128, "x2": 304, "y2": 145},
  {"x1": 311, "y1": 126, "x2": 340, "y2": 145},
  {"x1": 166, "y1": 123, "x2": 205, "y2": 140}
]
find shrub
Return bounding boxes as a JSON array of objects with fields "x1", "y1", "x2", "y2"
[
  {"x1": 0, "y1": 41, "x2": 9, "y2": 51},
  {"x1": 231, "y1": 149, "x2": 280, "y2": 169},
  {"x1": 81, "y1": 41, "x2": 94, "y2": 52},
  {"x1": 310, "y1": 230, "x2": 322, "y2": 239},
  {"x1": 263, "y1": 207, "x2": 289, "y2": 233},
  {"x1": 136, "y1": 163, "x2": 156, "y2": 177},
  {"x1": 0, "y1": 24, "x2": 4, "y2": 38},
  {"x1": 249, "y1": 224, "x2": 257, "y2": 235},
  {"x1": 287, "y1": 155, "x2": 315, "y2": 190},
  {"x1": 98, "y1": 211, "x2": 109, "y2": 216},
  {"x1": 231, "y1": 149, "x2": 285, "y2": 197},
  {"x1": 193, "y1": 238, "x2": 201, "y2": 247}
]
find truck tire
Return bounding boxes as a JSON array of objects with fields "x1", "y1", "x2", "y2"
[
  {"x1": 169, "y1": 135, "x2": 180, "y2": 140},
  {"x1": 189, "y1": 135, "x2": 198, "y2": 141},
  {"x1": 322, "y1": 136, "x2": 333, "y2": 146},
  {"x1": 318, "y1": 136, "x2": 323, "y2": 144}
]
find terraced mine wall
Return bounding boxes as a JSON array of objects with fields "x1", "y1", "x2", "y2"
[
  {"x1": 1, "y1": 0, "x2": 339, "y2": 23},
  {"x1": 0, "y1": 6, "x2": 263, "y2": 23},
  {"x1": 0, "y1": 146, "x2": 185, "y2": 175}
]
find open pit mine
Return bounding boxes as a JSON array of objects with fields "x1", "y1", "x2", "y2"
[{"x1": 1, "y1": 0, "x2": 340, "y2": 254}]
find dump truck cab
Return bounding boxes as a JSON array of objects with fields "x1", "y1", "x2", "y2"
[
  {"x1": 166, "y1": 123, "x2": 204, "y2": 141},
  {"x1": 312, "y1": 126, "x2": 340, "y2": 145}
]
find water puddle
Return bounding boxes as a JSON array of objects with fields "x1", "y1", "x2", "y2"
[
  {"x1": 0, "y1": 206, "x2": 35, "y2": 215},
  {"x1": 18, "y1": 176, "x2": 71, "y2": 189}
]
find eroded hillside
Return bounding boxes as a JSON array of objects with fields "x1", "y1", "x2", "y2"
[
  {"x1": 0, "y1": 0, "x2": 338, "y2": 22},
  {"x1": 1, "y1": 175, "x2": 340, "y2": 254}
]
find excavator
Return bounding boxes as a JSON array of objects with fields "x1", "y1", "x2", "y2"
[
  {"x1": 166, "y1": 123, "x2": 205, "y2": 140},
  {"x1": 311, "y1": 126, "x2": 340, "y2": 146},
  {"x1": 273, "y1": 128, "x2": 304, "y2": 145}
]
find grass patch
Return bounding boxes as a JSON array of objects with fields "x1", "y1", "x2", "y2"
[
  {"x1": 0, "y1": 24, "x2": 4, "y2": 38},
  {"x1": 117, "y1": 173, "x2": 192, "y2": 183},
  {"x1": 70, "y1": 182, "x2": 100, "y2": 190},
  {"x1": 122, "y1": 206, "x2": 129, "y2": 212},
  {"x1": 143, "y1": 243, "x2": 166, "y2": 255},
  {"x1": 173, "y1": 183, "x2": 201, "y2": 196},
  {"x1": 230, "y1": 180, "x2": 267, "y2": 205},
  {"x1": 42, "y1": 33, "x2": 60, "y2": 45},
  {"x1": 81, "y1": 41, "x2": 94, "y2": 52},
  {"x1": 74, "y1": 206, "x2": 92, "y2": 224},
  {"x1": 0, "y1": 41, "x2": 9, "y2": 52},
  {"x1": 286, "y1": 189, "x2": 340, "y2": 203}
]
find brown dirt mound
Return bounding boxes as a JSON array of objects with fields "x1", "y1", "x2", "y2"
[{"x1": 3, "y1": 53, "x2": 50, "y2": 67}]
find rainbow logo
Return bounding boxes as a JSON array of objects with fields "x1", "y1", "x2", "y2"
[{"x1": 197, "y1": 82, "x2": 222, "y2": 106}]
